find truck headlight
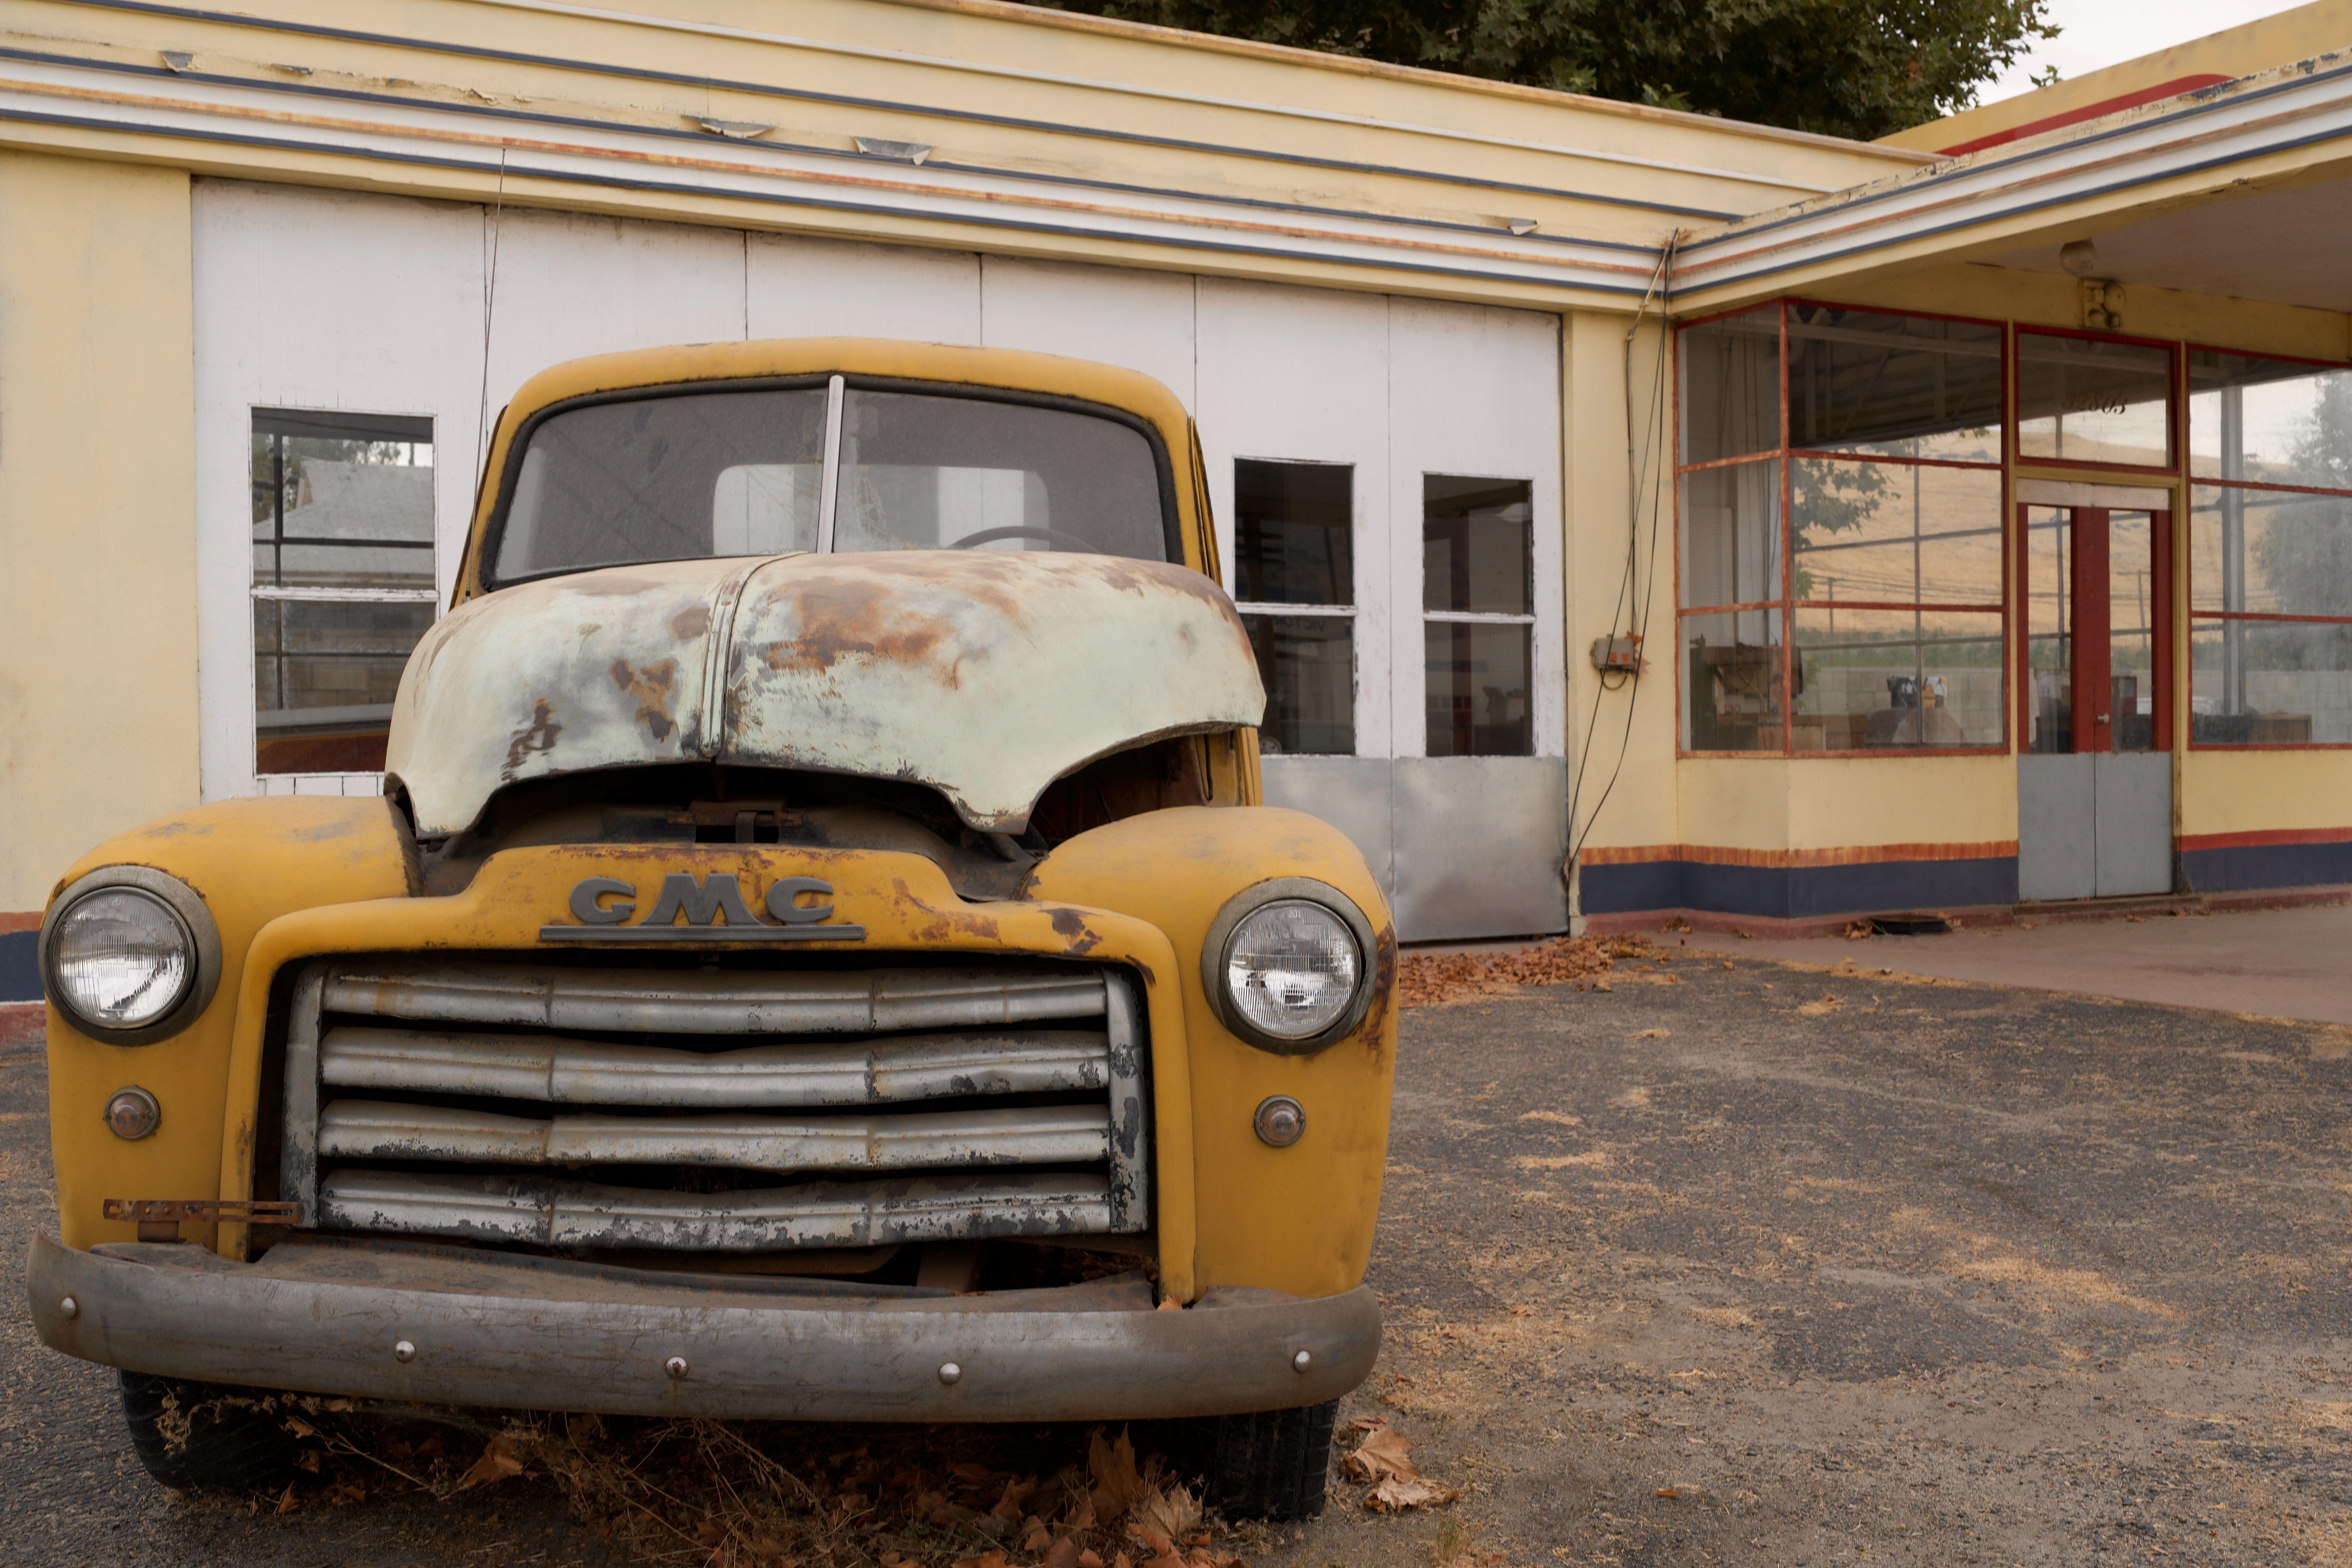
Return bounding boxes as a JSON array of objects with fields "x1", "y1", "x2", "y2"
[
  {"x1": 1201, "y1": 878, "x2": 1377, "y2": 1054},
  {"x1": 41, "y1": 867, "x2": 222, "y2": 1044}
]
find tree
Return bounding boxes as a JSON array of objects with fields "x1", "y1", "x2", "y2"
[{"x1": 1034, "y1": 0, "x2": 2056, "y2": 142}]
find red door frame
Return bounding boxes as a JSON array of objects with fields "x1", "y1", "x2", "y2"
[{"x1": 2018, "y1": 503, "x2": 2173, "y2": 755}]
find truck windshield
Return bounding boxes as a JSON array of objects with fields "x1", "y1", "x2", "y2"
[{"x1": 491, "y1": 383, "x2": 1170, "y2": 583}]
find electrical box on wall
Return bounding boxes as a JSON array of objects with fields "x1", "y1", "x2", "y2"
[{"x1": 1590, "y1": 633, "x2": 1644, "y2": 674}]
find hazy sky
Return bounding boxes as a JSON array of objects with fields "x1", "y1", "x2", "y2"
[{"x1": 1979, "y1": 0, "x2": 2317, "y2": 102}]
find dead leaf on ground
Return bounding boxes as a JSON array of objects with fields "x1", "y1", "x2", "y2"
[
  {"x1": 1089, "y1": 1429, "x2": 1152, "y2": 1523},
  {"x1": 1132, "y1": 1483, "x2": 1201, "y2": 1543},
  {"x1": 274, "y1": 1482, "x2": 298, "y2": 1515},
  {"x1": 456, "y1": 1432, "x2": 526, "y2": 1491},
  {"x1": 1042, "y1": 1539, "x2": 1085, "y2": 1568},
  {"x1": 1633, "y1": 1027, "x2": 1668, "y2": 1039},
  {"x1": 1843, "y1": 920, "x2": 1873, "y2": 940},
  {"x1": 954, "y1": 1551, "x2": 1012, "y2": 1568},
  {"x1": 1364, "y1": 1476, "x2": 1461, "y2": 1511},
  {"x1": 1341, "y1": 1426, "x2": 1418, "y2": 1484},
  {"x1": 1796, "y1": 994, "x2": 1844, "y2": 1016}
]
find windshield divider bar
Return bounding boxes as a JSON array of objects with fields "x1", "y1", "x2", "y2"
[{"x1": 816, "y1": 373, "x2": 846, "y2": 554}]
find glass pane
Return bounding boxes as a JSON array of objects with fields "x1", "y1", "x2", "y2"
[
  {"x1": 1792, "y1": 458, "x2": 2002, "y2": 607},
  {"x1": 2192, "y1": 619, "x2": 2352, "y2": 743},
  {"x1": 1787, "y1": 306, "x2": 2003, "y2": 461},
  {"x1": 253, "y1": 597, "x2": 435, "y2": 774},
  {"x1": 251, "y1": 432, "x2": 434, "y2": 592},
  {"x1": 2016, "y1": 332, "x2": 2173, "y2": 468},
  {"x1": 1242, "y1": 613, "x2": 1354, "y2": 755},
  {"x1": 1234, "y1": 460, "x2": 1352, "y2": 606},
  {"x1": 1425, "y1": 621, "x2": 1531, "y2": 757},
  {"x1": 2107, "y1": 512, "x2": 2158, "y2": 753},
  {"x1": 497, "y1": 388, "x2": 829, "y2": 579},
  {"x1": 2189, "y1": 350, "x2": 2352, "y2": 488},
  {"x1": 1423, "y1": 476, "x2": 1531, "y2": 614},
  {"x1": 1681, "y1": 609, "x2": 1782, "y2": 751},
  {"x1": 1793, "y1": 607, "x2": 2004, "y2": 750},
  {"x1": 835, "y1": 390, "x2": 1166, "y2": 559},
  {"x1": 2190, "y1": 485, "x2": 2352, "y2": 617},
  {"x1": 2023, "y1": 505, "x2": 2073, "y2": 753},
  {"x1": 1679, "y1": 307, "x2": 1779, "y2": 466},
  {"x1": 1679, "y1": 459, "x2": 1781, "y2": 609}
]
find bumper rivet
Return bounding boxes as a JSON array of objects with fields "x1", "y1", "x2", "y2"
[
  {"x1": 58, "y1": 1296, "x2": 78, "y2": 1321},
  {"x1": 665, "y1": 1355, "x2": 690, "y2": 1380},
  {"x1": 938, "y1": 1361, "x2": 963, "y2": 1385},
  {"x1": 392, "y1": 1339, "x2": 417, "y2": 1363},
  {"x1": 1292, "y1": 1349, "x2": 1312, "y2": 1374}
]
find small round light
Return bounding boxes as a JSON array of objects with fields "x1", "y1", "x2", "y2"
[
  {"x1": 1254, "y1": 1095, "x2": 1306, "y2": 1148},
  {"x1": 664, "y1": 1355, "x2": 690, "y2": 1380},
  {"x1": 103, "y1": 1087, "x2": 161, "y2": 1141},
  {"x1": 1223, "y1": 900, "x2": 1361, "y2": 1041},
  {"x1": 50, "y1": 889, "x2": 194, "y2": 1030}
]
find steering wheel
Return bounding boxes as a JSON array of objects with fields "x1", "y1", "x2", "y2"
[{"x1": 947, "y1": 524, "x2": 1101, "y2": 551}]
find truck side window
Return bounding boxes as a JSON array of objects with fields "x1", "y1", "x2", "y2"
[
  {"x1": 249, "y1": 408, "x2": 437, "y2": 777},
  {"x1": 1230, "y1": 459, "x2": 1355, "y2": 756}
]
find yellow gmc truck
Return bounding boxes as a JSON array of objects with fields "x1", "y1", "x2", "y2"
[{"x1": 27, "y1": 340, "x2": 1395, "y2": 1518}]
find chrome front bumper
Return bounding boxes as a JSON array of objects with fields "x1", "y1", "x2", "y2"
[{"x1": 25, "y1": 1233, "x2": 1379, "y2": 1421}]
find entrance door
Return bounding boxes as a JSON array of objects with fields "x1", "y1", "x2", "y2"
[{"x1": 2018, "y1": 500, "x2": 2173, "y2": 901}]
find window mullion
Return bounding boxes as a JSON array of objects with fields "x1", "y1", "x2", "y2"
[{"x1": 815, "y1": 373, "x2": 846, "y2": 554}]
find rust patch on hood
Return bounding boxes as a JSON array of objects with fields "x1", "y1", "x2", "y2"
[
  {"x1": 755, "y1": 578, "x2": 953, "y2": 679},
  {"x1": 501, "y1": 699, "x2": 563, "y2": 782},
  {"x1": 1048, "y1": 906, "x2": 1103, "y2": 956},
  {"x1": 608, "y1": 657, "x2": 680, "y2": 742},
  {"x1": 670, "y1": 603, "x2": 712, "y2": 641}
]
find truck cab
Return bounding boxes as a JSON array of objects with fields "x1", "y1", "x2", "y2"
[{"x1": 29, "y1": 340, "x2": 1395, "y2": 1517}]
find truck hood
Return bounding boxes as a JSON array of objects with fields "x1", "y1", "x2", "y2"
[{"x1": 385, "y1": 551, "x2": 1263, "y2": 838}]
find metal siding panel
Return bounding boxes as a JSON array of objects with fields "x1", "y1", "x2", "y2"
[
  {"x1": 2094, "y1": 752, "x2": 2174, "y2": 897},
  {"x1": 1393, "y1": 756, "x2": 1568, "y2": 941},
  {"x1": 2018, "y1": 754, "x2": 2096, "y2": 902},
  {"x1": 1259, "y1": 756, "x2": 1395, "y2": 900}
]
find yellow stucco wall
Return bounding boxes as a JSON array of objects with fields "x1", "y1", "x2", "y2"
[
  {"x1": 2180, "y1": 751, "x2": 2352, "y2": 839},
  {"x1": 1886, "y1": 0, "x2": 2352, "y2": 154},
  {"x1": 0, "y1": 151, "x2": 199, "y2": 911}
]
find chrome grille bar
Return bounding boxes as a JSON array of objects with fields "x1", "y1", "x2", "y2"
[
  {"x1": 322, "y1": 964, "x2": 1107, "y2": 1034},
  {"x1": 318, "y1": 1169, "x2": 1117, "y2": 1251},
  {"x1": 317, "y1": 1100, "x2": 1112, "y2": 1173},
  {"x1": 319, "y1": 1025, "x2": 1111, "y2": 1107}
]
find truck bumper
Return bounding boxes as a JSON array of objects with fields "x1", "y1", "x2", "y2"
[{"x1": 25, "y1": 1233, "x2": 1380, "y2": 1422}]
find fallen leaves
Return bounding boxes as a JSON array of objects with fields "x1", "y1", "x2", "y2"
[
  {"x1": 1399, "y1": 934, "x2": 1658, "y2": 1007},
  {"x1": 454, "y1": 1431, "x2": 525, "y2": 1492},
  {"x1": 1340, "y1": 1416, "x2": 1460, "y2": 1513},
  {"x1": 1796, "y1": 993, "x2": 1844, "y2": 1016}
]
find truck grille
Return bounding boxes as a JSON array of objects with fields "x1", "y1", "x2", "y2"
[{"x1": 277, "y1": 958, "x2": 1148, "y2": 1252}]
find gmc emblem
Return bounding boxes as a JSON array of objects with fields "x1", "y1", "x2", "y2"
[{"x1": 539, "y1": 873, "x2": 866, "y2": 943}]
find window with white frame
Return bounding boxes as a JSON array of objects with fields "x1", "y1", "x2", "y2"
[
  {"x1": 1231, "y1": 459, "x2": 1356, "y2": 755},
  {"x1": 1423, "y1": 475, "x2": 1534, "y2": 755},
  {"x1": 249, "y1": 409, "x2": 437, "y2": 777}
]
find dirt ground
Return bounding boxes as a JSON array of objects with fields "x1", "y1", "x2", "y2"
[{"x1": 7, "y1": 947, "x2": 2352, "y2": 1565}]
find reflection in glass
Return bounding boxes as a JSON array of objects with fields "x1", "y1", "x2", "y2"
[
  {"x1": 1792, "y1": 607, "x2": 2003, "y2": 750},
  {"x1": 1679, "y1": 308, "x2": 1779, "y2": 466},
  {"x1": 2022, "y1": 505, "x2": 2075, "y2": 754},
  {"x1": 2189, "y1": 350, "x2": 2352, "y2": 487},
  {"x1": 1423, "y1": 477, "x2": 1531, "y2": 614},
  {"x1": 2107, "y1": 512, "x2": 2158, "y2": 753},
  {"x1": 2189, "y1": 486, "x2": 2352, "y2": 619},
  {"x1": 1681, "y1": 609, "x2": 1782, "y2": 751},
  {"x1": 1425, "y1": 621, "x2": 1531, "y2": 757},
  {"x1": 250, "y1": 411, "x2": 436, "y2": 775},
  {"x1": 2016, "y1": 332, "x2": 2174, "y2": 468},
  {"x1": 2191, "y1": 621, "x2": 2352, "y2": 742},
  {"x1": 1235, "y1": 460, "x2": 1353, "y2": 606},
  {"x1": 1242, "y1": 613, "x2": 1354, "y2": 755},
  {"x1": 1679, "y1": 459, "x2": 1781, "y2": 609},
  {"x1": 1787, "y1": 306, "x2": 2003, "y2": 461},
  {"x1": 1792, "y1": 459, "x2": 2002, "y2": 607}
]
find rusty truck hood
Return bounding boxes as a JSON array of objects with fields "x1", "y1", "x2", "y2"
[{"x1": 385, "y1": 551, "x2": 1264, "y2": 837}]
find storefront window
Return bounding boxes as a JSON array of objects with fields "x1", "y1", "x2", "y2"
[
  {"x1": 2016, "y1": 331, "x2": 2175, "y2": 470},
  {"x1": 1677, "y1": 303, "x2": 2006, "y2": 753},
  {"x1": 1233, "y1": 459, "x2": 1355, "y2": 755},
  {"x1": 250, "y1": 409, "x2": 437, "y2": 775},
  {"x1": 1423, "y1": 476, "x2": 1533, "y2": 756},
  {"x1": 2187, "y1": 348, "x2": 2352, "y2": 743}
]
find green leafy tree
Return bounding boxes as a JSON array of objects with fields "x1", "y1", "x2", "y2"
[{"x1": 1038, "y1": 0, "x2": 2055, "y2": 140}]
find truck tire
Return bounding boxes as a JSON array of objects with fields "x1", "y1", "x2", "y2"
[
  {"x1": 119, "y1": 1372, "x2": 301, "y2": 1492},
  {"x1": 1187, "y1": 1400, "x2": 1337, "y2": 1520}
]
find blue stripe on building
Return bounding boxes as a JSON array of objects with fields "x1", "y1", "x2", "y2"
[
  {"x1": 1581, "y1": 855, "x2": 2021, "y2": 920},
  {"x1": 0, "y1": 930, "x2": 39, "y2": 1004}
]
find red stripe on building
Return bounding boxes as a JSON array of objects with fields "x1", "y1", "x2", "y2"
[
  {"x1": 1935, "y1": 76, "x2": 2236, "y2": 157},
  {"x1": 1580, "y1": 841, "x2": 2015, "y2": 869}
]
